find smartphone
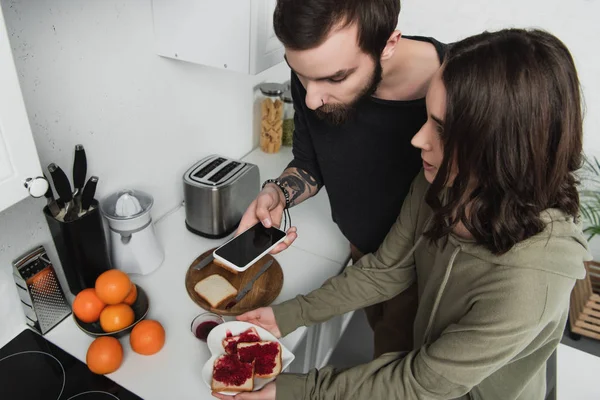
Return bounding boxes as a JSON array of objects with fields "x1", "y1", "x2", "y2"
[{"x1": 213, "y1": 222, "x2": 286, "y2": 272}]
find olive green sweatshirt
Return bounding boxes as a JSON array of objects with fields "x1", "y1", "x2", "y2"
[{"x1": 272, "y1": 171, "x2": 590, "y2": 400}]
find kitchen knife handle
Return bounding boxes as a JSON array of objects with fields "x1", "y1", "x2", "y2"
[
  {"x1": 73, "y1": 144, "x2": 87, "y2": 194},
  {"x1": 48, "y1": 163, "x2": 73, "y2": 203},
  {"x1": 43, "y1": 173, "x2": 54, "y2": 200},
  {"x1": 81, "y1": 176, "x2": 98, "y2": 211}
]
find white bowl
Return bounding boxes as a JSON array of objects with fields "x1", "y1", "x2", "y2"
[{"x1": 202, "y1": 321, "x2": 295, "y2": 395}]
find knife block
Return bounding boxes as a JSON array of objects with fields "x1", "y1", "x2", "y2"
[{"x1": 44, "y1": 200, "x2": 112, "y2": 296}]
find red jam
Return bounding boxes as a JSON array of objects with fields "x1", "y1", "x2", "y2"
[
  {"x1": 238, "y1": 342, "x2": 279, "y2": 375},
  {"x1": 213, "y1": 355, "x2": 253, "y2": 386},
  {"x1": 225, "y1": 329, "x2": 261, "y2": 354},
  {"x1": 195, "y1": 321, "x2": 219, "y2": 342}
]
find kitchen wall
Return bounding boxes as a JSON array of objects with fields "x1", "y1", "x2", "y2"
[
  {"x1": 1, "y1": 0, "x2": 599, "y2": 346},
  {"x1": 399, "y1": 0, "x2": 600, "y2": 154}
]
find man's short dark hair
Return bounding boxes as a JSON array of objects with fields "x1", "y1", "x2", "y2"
[{"x1": 273, "y1": 0, "x2": 401, "y2": 59}]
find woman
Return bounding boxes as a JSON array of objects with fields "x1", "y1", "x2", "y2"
[{"x1": 214, "y1": 28, "x2": 589, "y2": 400}]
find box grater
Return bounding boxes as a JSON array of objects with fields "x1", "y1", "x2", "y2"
[{"x1": 12, "y1": 246, "x2": 72, "y2": 335}]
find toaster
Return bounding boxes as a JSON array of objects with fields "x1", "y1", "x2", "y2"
[{"x1": 183, "y1": 155, "x2": 260, "y2": 238}]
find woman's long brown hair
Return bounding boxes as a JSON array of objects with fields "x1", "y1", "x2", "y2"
[{"x1": 425, "y1": 29, "x2": 583, "y2": 255}]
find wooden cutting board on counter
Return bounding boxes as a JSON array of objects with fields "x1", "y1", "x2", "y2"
[{"x1": 184, "y1": 247, "x2": 283, "y2": 316}]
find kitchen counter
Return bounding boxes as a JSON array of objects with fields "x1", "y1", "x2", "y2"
[
  {"x1": 557, "y1": 343, "x2": 600, "y2": 399},
  {"x1": 43, "y1": 147, "x2": 351, "y2": 399}
]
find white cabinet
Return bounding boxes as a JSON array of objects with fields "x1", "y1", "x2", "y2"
[
  {"x1": 287, "y1": 311, "x2": 356, "y2": 374},
  {"x1": 314, "y1": 311, "x2": 355, "y2": 369},
  {"x1": 152, "y1": 0, "x2": 284, "y2": 75},
  {"x1": 0, "y1": 6, "x2": 43, "y2": 213}
]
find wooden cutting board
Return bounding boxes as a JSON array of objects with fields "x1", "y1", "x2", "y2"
[{"x1": 185, "y1": 247, "x2": 284, "y2": 316}]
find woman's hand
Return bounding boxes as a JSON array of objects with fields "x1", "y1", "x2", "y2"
[
  {"x1": 212, "y1": 381, "x2": 276, "y2": 400},
  {"x1": 236, "y1": 307, "x2": 281, "y2": 338}
]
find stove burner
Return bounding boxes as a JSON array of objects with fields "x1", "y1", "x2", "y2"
[
  {"x1": 0, "y1": 350, "x2": 66, "y2": 400},
  {"x1": 66, "y1": 391, "x2": 120, "y2": 400},
  {"x1": 1, "y1": 329, "x2": 142, "y2": 400}
]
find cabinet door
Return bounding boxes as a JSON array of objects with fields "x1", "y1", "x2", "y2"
[
  {"x1": 313, "y1": 311, "x2": 355, "y2": 369},
  {"x1": 0, "y1": 6, "x2": 42, "y2": 212},
  {"x1": 152, "y1": 0, "x2": 252, "y2": 74},
  {"x1": 250, "y1": 0, "x2": 284, "y2": 74}
]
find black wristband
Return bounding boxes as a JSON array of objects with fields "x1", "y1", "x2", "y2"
[{"x1": 262, "y1": 179, "x2": 289, "y2": 209}]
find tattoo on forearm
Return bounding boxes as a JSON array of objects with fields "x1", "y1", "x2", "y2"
[
  {"x1": 296, "y1": 168, "x2": 318, "y2": 195},
  {"x1": 280, "y1": 175, "x2": 306, "y2": 206},
  {"x1": 279, "y1": 168, "x2": 320, "y2": 207}
]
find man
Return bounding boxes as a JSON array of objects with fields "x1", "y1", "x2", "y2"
[{"x1": 238, "y1": 0, "x2": 445, "y2": 358}]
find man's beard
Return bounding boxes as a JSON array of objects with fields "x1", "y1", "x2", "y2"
[{"x1": 314, "y1": 60, "x2": 383, "y2": 126}]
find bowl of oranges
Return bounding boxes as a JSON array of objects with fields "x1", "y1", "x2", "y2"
[{"x1": 72, "y1": 269, "x2": 149, "y2": 338}]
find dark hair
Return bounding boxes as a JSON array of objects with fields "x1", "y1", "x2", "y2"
[
  {"x1": 425, "y1": 29, "x2": 583, "y2": 255},
  {"x1": 273, "y1": 0, "x2": 401, "y2": 59}
]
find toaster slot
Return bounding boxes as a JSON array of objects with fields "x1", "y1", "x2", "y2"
[
  {"x1": 184, "y1": 155, "x2": 251, "y2": 187},
  {"x1": 193, "y1": 157, "x2": 227, "y2": 179},
  {"x1": 209, "y1": 161, "x2": 241, "y2": 183}
]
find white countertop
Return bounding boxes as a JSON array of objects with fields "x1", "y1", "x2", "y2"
[
  {"x1": 557, "y1": 343, "x2": 600, "y2": 399},
  {"x1": 42, "y1": 147, "x2": 350, "y2": 400}
]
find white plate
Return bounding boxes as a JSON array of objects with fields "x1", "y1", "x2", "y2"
[{"x1": 202, "y1": 321, "x2": 295, "y2": 395}]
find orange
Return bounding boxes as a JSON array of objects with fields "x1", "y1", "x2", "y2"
[
  {"x1": 123, "y1": 284, "x2": 138, "y2": 306},
  {"x1": 99, "y1": 303, "x2": 135, "y2": 333},
  {"x1": 86, "y1": 336, "x2": 123, "y2": 374},
  {"x1": 95, "y1": 270, "x2": 132, "y2": 305},
  {"x1": 72, "y1": 288, "x2": 106, "y2": 323},
  {"x1": 130, "y1": 320, "x2": 165, "y2": 356}
]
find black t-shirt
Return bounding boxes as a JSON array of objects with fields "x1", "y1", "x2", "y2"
[{"x1": 287, "y1": 36, "x2": 447, "y2": 254}]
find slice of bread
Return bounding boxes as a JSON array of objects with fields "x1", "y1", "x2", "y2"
[
  {"x1": 237, "y1": 341, "x2": 282, "y2": 379},
  {"x1": 222, "y1": 327, "x2": 261, "y2": 354},
  {"x1": 194, "y1": 274, "x2": 237, "y2": 308},
  {"x1": 211, "y1": 354, "x2": 254, "y2": 393},
  {"x1": 214, "y1": 258, "x2": 240, "y2": 274}
]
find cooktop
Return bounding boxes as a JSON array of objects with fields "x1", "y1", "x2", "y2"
[{"x1": 0, "y1": 328, "x2": 142, "y2": 400}]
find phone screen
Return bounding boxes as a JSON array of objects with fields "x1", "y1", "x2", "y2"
[{"x1": 214, "y1": 223, "x2": 286, "y2": 268}]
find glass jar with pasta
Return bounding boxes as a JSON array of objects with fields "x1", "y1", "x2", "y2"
[
  {"x1": 281, "y1": 89, "x2": 294, "y2": 147},
  {"x1": 258, "y1": 83, "x2": 285, "y2": 154}
]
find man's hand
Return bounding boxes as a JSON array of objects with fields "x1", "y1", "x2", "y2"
[
  {"x1": 212, "y1": 381, "x2": 276, "y2": 400},
  {"x1": 236, "y1": 307, "x2": 281, "y2": 338},
  {"x1": 237, "y1": 185, "x2": 297, "y2": 254}
]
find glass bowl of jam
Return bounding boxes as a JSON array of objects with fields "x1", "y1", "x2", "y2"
[{"x1": 191, "y1": 312, "x2": 225, "y2": 342}]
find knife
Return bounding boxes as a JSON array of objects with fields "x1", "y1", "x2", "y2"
[
  {"x1": 80, "y1": 176, "x2": 98, "y2": 213},
  {"x1": 72, "y1": 144, "x2": 87, "y2": 198},
  {"x1": 226, "y1": 259, "x2": 274, "y2": 309},
  {"x1": 48, "y1": 163, "x2": 76, "y2": 222},
  {"x1": 43, "y1": 173, "x2": 61, "y2": 217},
  {"x1": 192, "y1": 253, "x2": 215, "y2": 271}
]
